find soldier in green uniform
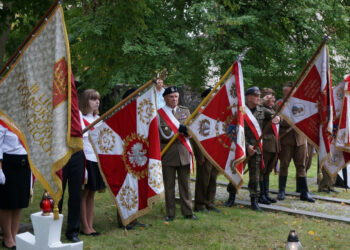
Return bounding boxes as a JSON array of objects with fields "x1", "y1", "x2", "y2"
[
  {"x1": 225, "y1": 86, "x2": 280, "y2": 211},
  {"x1": 158, "y1": 86, "x2": 197, "y2": 221},
  {"x1": 258, "y1": 88, "x2": 279, "y2": 204},
  {"x1": 193, "y1": 88, "x2": 220, "y2": 213},
  {"x1": 277, "y1": 81, "x2": 315, "y2": 202}
]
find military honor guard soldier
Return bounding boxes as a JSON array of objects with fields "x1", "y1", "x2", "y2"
[
  {"x1": 277, "y1": 81, "x2": 315, "y2": 202},
  {"x1": 192, "y1": 88, "x2": 220, "y2": 213},
  {"x1": 158, "y1": 86, "x2": 197, "y2": 221}
]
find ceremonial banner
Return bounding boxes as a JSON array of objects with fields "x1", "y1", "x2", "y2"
[
  {"x1": 336, "y1": 76, "x2": 350, "y2": 152},
  {"x1": 0, "y1": 5, "x2": 82, "y2": 207},
  {"x1": 281, "y1": 45, "x2": 333, "y2": 169},
  {"x1": 89, "y1": 87, "x2": 163, "y2": 226},
  {"x1": 188, "y1": 61, "x2": 245, "y2": 189},
  {"x1": 323, "y1": 77, "x2": 350, "y2": 178}
]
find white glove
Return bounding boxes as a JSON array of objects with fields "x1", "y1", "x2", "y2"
[{"x1": 0, "y1": 169, "x2": 5, "y2": 185}]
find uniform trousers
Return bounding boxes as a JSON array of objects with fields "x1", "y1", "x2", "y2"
[
  {"x1": 248, "y1": 153, "x2": 261, "y2": 198},
  {"x1": 279, "y1": 143, "x2": 307, "y2": 177},
  {"x1": 194, "y1": 160, "x2": 218, "y2": 210},
  {"x1": 260, "y1": 151, "x2": 278, "y2": 180},
  {"x1": 58, "y1": 150, "x2": 84, "y2": 237},
  {"x1": 162, "y1": 164, "x2": 192, "y2": 217}
]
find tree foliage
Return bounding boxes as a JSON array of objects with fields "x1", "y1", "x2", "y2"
[{"x1": 1, "y1": 0, "x2": 350, "y2": 103}]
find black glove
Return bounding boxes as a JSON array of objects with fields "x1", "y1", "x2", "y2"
[{"x1": 178, "y1": 124, "x2": 188, "y2": 136}]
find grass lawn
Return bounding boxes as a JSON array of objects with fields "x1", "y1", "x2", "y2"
[{"x1": 19, "y1": 157, "x2": 350, "y2": 249}]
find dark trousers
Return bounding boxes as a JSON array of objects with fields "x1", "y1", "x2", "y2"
[
  {"x1": 194, "y1": 160, "x2": 218, "y2": 210},
  {"x1": 162, "y1": 164, "x2": 193, "y2": 217},
  {"x1": 58, "y1": 150, "x2": 84, "y2": 237}
]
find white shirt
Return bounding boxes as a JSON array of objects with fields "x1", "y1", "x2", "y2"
[
  {"x1": 163, "y1": 104, "x2": 177, "y2": 114},
  {"x1": 156, "y1": 88, "x2": 166, "y2": 110},
  {"x1": 81, "y1": 113, "x2": 101, "y2": 162},
  {"x1": 0, "y1": 125, "x2": 27, "y2": 160}
]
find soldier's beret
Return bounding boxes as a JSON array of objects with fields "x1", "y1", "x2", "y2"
[
  {"x1": 283, "y1": 81, "x2": 293, "y2": 88},
  {"x1": 201, "y1": 88, "x2": 212, "y2": 98},
  {"x1": 261, "y1": 88, "x2": 275, "y2": 98},
  {"x1": 245, "y1": 86, "x2": 261, "y2": 96},
  {"x1": 163, "y1": 86, "x2": 179, "y2": 97}
]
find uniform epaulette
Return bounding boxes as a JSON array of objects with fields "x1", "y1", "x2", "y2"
[{"x1": 178, "y1": 105, "x2": 189, "y2": 110}]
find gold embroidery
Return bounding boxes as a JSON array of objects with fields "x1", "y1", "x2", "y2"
[
  {"x1": 98, "y1": 127, "x2": 116, "y2": 153},
  {"x1": 119, "y1": 185, "x2": 138, "y2": 211},
  {"x1": 137, "y1": 98, "x2": 155, "y2": 125}
]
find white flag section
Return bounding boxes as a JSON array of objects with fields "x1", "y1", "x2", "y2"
[
  {"x1": 0, "y1": 6, "x2": 83, "y2": 205},
  {"x1": 89, "y1": 87, "x2": 164, "y2": 226}
]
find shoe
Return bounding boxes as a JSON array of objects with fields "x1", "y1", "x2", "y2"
[
  {"x1": 91, "y1": 232, "x2": 101, "y2": 236},
  {"x1": 80, "y1": 230, "x2": 92, "y2": 236},
  {"x1": 165, "y1": 216, "x2": 174, "y2": 221},
  {"x1": 2, "y1": 241, "x2": 16, "y2": 249},
  {"x1": 184, "y1": 214, "x2": 198, "y2": 220},
  {"x1": 208, "y1": 207, "x2": 221, "y2": 213},
  {"x1": 318, "y1": 188, "x2": 330, "y2": 193},
  {"x1": 195, "y1": 208, "x2": 209, "y2": 213},
  {"x1": 124, "y1": 224, "x2": 134, "y2": 230},
  {"x1": 330, "y1": 188, "x2": 340, "y2": 193},
  {"x1": 66, "y1": 235, "x2": 80, "y2": 243},
  {"x1": 277, "y1": 176, "x2": 287, "y2": 200},
  {"x1": 134, "y1": 222, "x2": 146, "y2": 228},
  {"x1": 251, "y1": 197, "x2": 264, "y2": 212}
]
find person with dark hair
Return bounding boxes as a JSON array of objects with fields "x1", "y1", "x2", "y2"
[
  {"x1": 79, "y1": 89, "x2": 106, "y2": 236},
  {"x1": 193, "y1": 88, "x2": 220, "y2": 213},
  {"x1": 0, "y1": 124, "x2": 30, "y2": 249}
]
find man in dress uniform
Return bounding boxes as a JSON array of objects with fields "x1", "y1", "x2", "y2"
[
  {"x1": 193, "y1": 88, "x2": 220, "y2": 213},
  {"x1": 158, "y1": 86, "x2": 197, "y2": 221},
  {"x1": 277, "y1": 81, "x2": 315, "y2": 202},
  {"x1": 259, "y1": 88, "x2": 279, "y2": 205},
  {"x1": 225, "y1": 86, "x2": 279, "y2": 211}
]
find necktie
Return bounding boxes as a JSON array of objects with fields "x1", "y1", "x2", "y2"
[{"x1": 172, "y1": 109, "x2": 175, "y2": 115}]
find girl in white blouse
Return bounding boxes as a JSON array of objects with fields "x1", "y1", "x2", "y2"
[
  {"x1": 79, "y1": 89, "x2": 105, "y2": 236},
  {"x1": 0, "y1": 124, "x2": 30, "y2": 249}
]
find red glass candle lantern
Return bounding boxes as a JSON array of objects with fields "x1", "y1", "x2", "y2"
[{"x1": 40, "y1": 191, "x2": 54, "y2": 216}]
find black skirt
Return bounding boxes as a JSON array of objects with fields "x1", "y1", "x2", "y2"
[
  {"x1": 0, "y1": 153, "x2": 31, "y2": 209},
  {"x1": 85, "y1": 160, "x2": 106, "y2": 191}
]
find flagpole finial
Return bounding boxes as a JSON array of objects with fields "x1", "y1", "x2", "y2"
[{"x1": 236, "y1": 47, "x2": 250, "y2": 62}]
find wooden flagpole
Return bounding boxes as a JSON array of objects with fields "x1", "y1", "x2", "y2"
[
  {"x1": 0, "y1": 0, "x2": 60, "y2": 77},
  {"x1": 161, "y1": 48, "x2": 250, "y2": 157},
  {"x1": 83, "y1": 78, "x2": 156, "y2": 133},
  {"x1": 243, "y1": 36, "x2": 330, "y2": 171}
]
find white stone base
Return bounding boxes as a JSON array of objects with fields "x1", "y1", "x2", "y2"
[{"x1": 16, "y1": 212, "x2": 83, "y2": 250}]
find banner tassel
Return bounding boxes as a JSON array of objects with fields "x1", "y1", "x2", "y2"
[
  {"x1": 124, "y1": 228, "x2": 128, "y2": 237},
  {"x1": 53, "y1": 204, "x2": 59, "y2": 220}
]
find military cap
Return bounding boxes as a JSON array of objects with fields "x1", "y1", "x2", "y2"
[
  {"x1": 283, "y1": 81, "x2": 293, "y2": 88},
  {"x1": 201, "y1": 88, "x2": 212, "y2": 98},
  {"x1": 245, "y1": 86, "x2": 261, "y2": 96},
  {"x1": 261, "y1": 88, "x2": 275, "y2": 98},
  {"x1": 163, "y1": 86, "x2": 179, "y2": 97}
]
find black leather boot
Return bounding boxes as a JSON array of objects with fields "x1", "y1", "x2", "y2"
[
  {"x1": 258, "y1": 181, "x2": 270, "y2": 205},
  {"x1": 296, "y1": 177, "x2": 301, "y2": 193},
  {"x1": 299, "y1": 177, "x2": 315, "y2": 203},
  {"x1": 251, "y1": 197, "x2": 264, "y2": 212},
  {"x1": 277, "y1": 176, "x2": 287, "y2": 200},
  {"x1": 224, "y1": 192, "x2": 236, "y2": 207},
  {"x1": 264, "y1": 179, "x2": 277, "y2": 203}
]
